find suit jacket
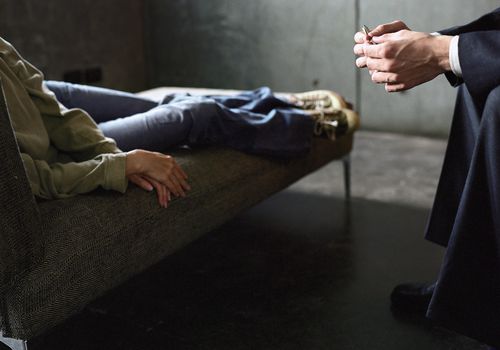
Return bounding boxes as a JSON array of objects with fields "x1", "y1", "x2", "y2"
[{"x1": 439, "y1": 7, "x2": 500, "y2": 102}]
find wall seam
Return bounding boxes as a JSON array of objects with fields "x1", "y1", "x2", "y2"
[{"x1": 354, "y1": 0, "x2": 361, "y2": 115}]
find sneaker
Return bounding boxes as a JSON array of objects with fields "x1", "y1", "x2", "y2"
[
  {"x1": 306, "y1": 107, "x2": 359, "y2": 141},
  {"x1": 289, "y1": 90, "x2": 347, "y2": 110},
  {"x1": 289, "y1": 90, "x2": 360, "y2": 140}
]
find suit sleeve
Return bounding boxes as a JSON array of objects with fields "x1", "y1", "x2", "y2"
[
  {"x1": 458, "y1": 31, "x2": 500, "y2": 100},
  {"x1": 438, "y1": 7, "x2": 500, "y2": 36},
  {"x1": 438, "y1": 8, "x2": 500, "y2": 93}
]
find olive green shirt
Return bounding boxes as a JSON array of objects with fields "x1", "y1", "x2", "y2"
[{"x1": 0, "y1": 37, "x2": 128, "y2": 199}]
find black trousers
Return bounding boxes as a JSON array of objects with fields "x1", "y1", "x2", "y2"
[{"x1": 425, "y1": 84, "x2": 500, "y2": 347}]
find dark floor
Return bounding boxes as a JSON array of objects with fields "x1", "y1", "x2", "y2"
[{"x1": 29, "y1": 132, "x2": 485, "y2": 350}]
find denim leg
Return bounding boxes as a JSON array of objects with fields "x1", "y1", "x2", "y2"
[
  {"x1": 98, "y1": 103, "x2": 193, "y2": 152},
  {"x1": 167, "y1": 90, "x2": 314, "y2": 157},
  {"x1": 45, "y1": 83, "x2": 312, "y2": 156},
  {"x1": 44, "y1": 81, "x2": 158, "y2": 123},
  {"x1": 207, "y1": 87, "x2": 295, "y2": 113}
]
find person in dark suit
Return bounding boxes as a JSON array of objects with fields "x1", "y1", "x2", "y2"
[{"x1": 354, "y1": 8, "x2": 500, "y2": 349}]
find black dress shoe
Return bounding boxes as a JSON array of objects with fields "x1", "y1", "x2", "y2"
[{"x1": 390, "y1": 282, "x2": 435, "y2": 314}]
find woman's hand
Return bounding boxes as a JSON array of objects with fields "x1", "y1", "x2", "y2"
[
  {"x1": 126, "y1": 149, "x2": 190, "y2": 208},
  {"x1": 128, "y1": 174, "x2": 171, "y2": 208}
]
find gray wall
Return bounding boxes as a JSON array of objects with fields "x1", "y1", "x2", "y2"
[
  {"x1": 359, "y1": 0, "x2": 499, "y2": 137},
  {"x1": 0, "y1": 0, "x2": 147, "y2": 92},
  {"x1": 146, "y1": 0, "x2": 357, "y2": 103},
  {"x1": 146, "y1": 0, "x2": 499, "y2": 137}
]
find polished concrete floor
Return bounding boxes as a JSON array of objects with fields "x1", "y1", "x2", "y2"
[{"x1": 30, "y1": 131, "x2": 486, "y2": 350}]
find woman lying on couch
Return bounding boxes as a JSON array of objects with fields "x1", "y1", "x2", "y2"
[{"x1": 1, "y1": 36, "x2": 358, "y2": 207}]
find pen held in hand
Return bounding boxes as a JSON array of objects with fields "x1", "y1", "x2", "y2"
[{"x1": 362, "y1": 25, "x2": 374, "y2": 44}]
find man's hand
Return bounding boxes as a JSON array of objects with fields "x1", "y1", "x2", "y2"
[
  {"x1": 354, "y1": 20, "x2": 410, "y2": 70},
  {"x1": 353, "y1": 21, "x2": 452, "y2": 92},
  {"x1": 126, "y1": 150, "x2": 190, "y2": 208}
]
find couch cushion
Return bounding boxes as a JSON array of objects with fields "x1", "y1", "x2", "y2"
[{"x1": 5, "y1": 135, "x2": 352, "y2": 339}]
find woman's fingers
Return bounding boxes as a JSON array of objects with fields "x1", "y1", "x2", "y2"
[
  {"x1": 173, "y1": 167, "x2": 191, "y2": 191},
  {"x1": 127, "y1": 151, "x2": 190, "y2": 200},
  {"x1": 128, "y1": 174, "x2": 153, "y2": 192},
  {"x1": 158, "y1": 183, "x2": 167, "y2": 208},
  {"x1": 147, "y1": 176, "x2": 169, "y2": 208},
  {"x1": 163, "y1": 176, "x2": 185, "y2": 198},
  {"x1": 174, "y1": 162, "x2": 188, "y2": 179}
]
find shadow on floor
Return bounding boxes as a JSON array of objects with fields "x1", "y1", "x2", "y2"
[{"x1": 30, "y1": 191, "x2": 485, "y2": 350}]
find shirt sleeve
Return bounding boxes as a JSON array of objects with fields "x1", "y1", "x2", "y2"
[
  {"x1": 21, "y1": 152, "x2": 128, "y2": 199},
  {"x1": 11, "y1": 48, "x2": 123, "y2": 161},
  {"x1": 449, "y1": 35, "x2": 462, "y2": 78},
  {"x1": 431, "y1": 32, "x2": 463, "y2": 86},
  {"x1": 0, "y1": 36, "x2": 129, "y2": 198}
]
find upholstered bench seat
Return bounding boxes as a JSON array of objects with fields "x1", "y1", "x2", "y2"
[{"x1": 0, "y1": 86, "x2": 357, "y2": 348}]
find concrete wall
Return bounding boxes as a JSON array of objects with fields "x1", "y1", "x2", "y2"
[
  {"x1": 146, "y1": 0, "x2": 357, "y2": 103},
  {"x1": 146, "y1": 0, "x2": 499, "y2": 137},
  {"x1": 0, "y1": 0, "x2": 147, "y2": 92}
]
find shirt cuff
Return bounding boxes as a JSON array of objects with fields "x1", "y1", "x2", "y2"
[
  {"x1": 431, "y1": 32, "x2": 462, "y2": 78},
  {"x1": 104, "y1": 152, "x2": 128, "y2": 193},
  {"x1": 449, "y1": 35, "x2": 462, "y2": 78}
]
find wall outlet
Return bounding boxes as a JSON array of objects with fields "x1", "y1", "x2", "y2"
[
  {"x1": 62, "y1": 67, "x2": 103, "y2": 84},
  {"x1": 62, "y1": 69, "x2": 84, "y2": 84},
  {"x1": 85, "y1": 67, "x2": 103, "y2": 84}
]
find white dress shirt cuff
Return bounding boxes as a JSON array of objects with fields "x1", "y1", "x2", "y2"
[
  {"x1": 431, "y1": 32, "x2": 462, "y2": 78},
  {"x1": 449, "y1": 35, "x2": 462, "y2": 78}
]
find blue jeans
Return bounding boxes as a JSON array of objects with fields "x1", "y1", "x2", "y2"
[{"x1": 45, "y1": 81, "x2": 314, "y2": 157}]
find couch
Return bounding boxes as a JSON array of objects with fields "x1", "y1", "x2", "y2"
[{"x1": 0, "y1": 84, "x2": 358, "y2": 350}]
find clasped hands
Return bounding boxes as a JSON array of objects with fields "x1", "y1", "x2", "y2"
[
  {"x1": 126, "y1": 149, "x2": 190, "y2": 208},
  {"x1": 353, "y1": 20, "x2": 452, "y2": 92}
]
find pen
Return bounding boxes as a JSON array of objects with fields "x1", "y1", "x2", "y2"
[{"x1": 362, "y1": 25, "x2": 374, "y2": 44}]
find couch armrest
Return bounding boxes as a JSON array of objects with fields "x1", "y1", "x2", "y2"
[{"x1": 0, "y1": 80, "x2": 42, "y2": 294}]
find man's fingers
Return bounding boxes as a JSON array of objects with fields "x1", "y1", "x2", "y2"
[
  {"x1": 353, "y1": 43, "x2": 365, "y2": 56},
  {"x1": 371, "y1": 33, "x2": 396, "y2": 44},
  {"x1": 354, "y1": 31, "x2": 369, "y2": 44},
  {"x1": 385, "y1": 83, "x2": 407, "y2": 93},
  {"x1": 356, "y1": 56, "x2": 367, "y2": 68},
  {"x1": 370, "y1": 20, "x2": 409, "y2": 37},
  {"x1": 362, "y1": 43, "x2": 387, "y2": 59},
  {"x1": 371, "y1": 71, "x2": 400, "y2": 84},
  {"x1": 365, "y1": 57, "x2": 390, "y2": 71}
]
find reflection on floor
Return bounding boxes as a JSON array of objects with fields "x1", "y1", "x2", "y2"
[{"x1": 30, "y1": 131, "x2": 486, "y2": 350}]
